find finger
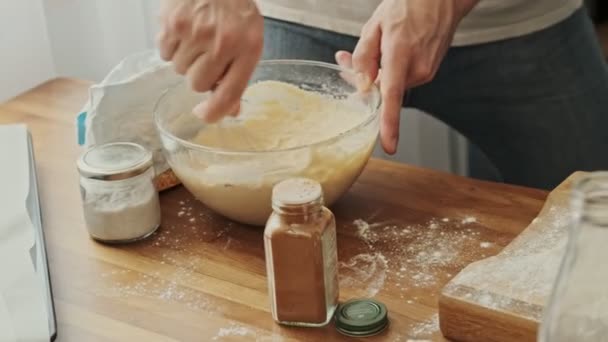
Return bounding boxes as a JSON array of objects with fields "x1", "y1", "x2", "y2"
[
  {"x1": 379, "y1": 46, "x2": 409, "y2": 155},
  {"x1": 187, "y1": 53, "x2": 230, "y2": 93},
  {"x1": 195, "y1": 54, "x2": 258, "y2": 123},
  {"x1": 336, "y1": 50, "x2": 383, "y2": 87},
  {"x1": 335, "y1": 51, "x2": 353, "y2": 69},
  {"x1": 335, "y1": 51, "x2": 360, "y2": 88},
  {"x1": 157, "y1": 28, "x2": 179, "y2": 61},
  {"x1": 229, "y1": 102, "x2": 241, "y2": 117},
  {"x1": 168, "y1": 2, "x2": 192, "y2": 35},
  {"x1": 172, "y1": 39, "x2": 206, "y2": 75},
  {"x1": 352, "y1": 23, "x2": 381, "y2": 91},
  {"x1": 159, "y1": 0, "x2": 175, "y2": 21},
  {"x1": 187, "y1": 15, "x2": 240, "y2": 91},
  {"x1": 375, "y1": 69, "x2": 382, "y2": 85}
]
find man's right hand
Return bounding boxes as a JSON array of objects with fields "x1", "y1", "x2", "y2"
[{"x1": 157, "y1": 0, "x2": 264, "y2": 123}]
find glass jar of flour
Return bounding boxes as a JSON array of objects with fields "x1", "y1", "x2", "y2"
[
  {"x1": 77, "y1": 142, "x2": 161, "y2": 243},
  {"x1": 539, "y1": 172, "x2": 608, "y2": 341}
]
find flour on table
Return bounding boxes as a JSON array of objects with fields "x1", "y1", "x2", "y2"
[
  {"x1": 480, "y1": 242, "x2": 493, "y2": 249},
  {"x1": 461, "y1": 216, "x2": 477, "y2": 224},
  {"x1": 448, "y1": 205, "x2": 571, "y2": 319},
  {"x1": 96, "y1": 197, "x2": 238, "y2": 313},
  {"x1": 339, "y1": 252, "x2": 388, "y2": 298},
  {"x1": 350, "y1": 215, "x2": 494, "y2": 295},
  {"x1": 410, "y1": 314, "x2": 440, "y2": 338},
  {"x1": 212, "y1": 323, "x2": 284, "y2": 341},
  {"x1": 353, "y1": 218, "x2": 373, "y2": 243},
  {"x1": 353, "y1": 219, "x2": 390, "y2": 245},
  {"x1": 213, "y1": 323, "x2": 256, "y2": 340},
  {"x1": 100, "y1": 268, "x2": 213, "y2": 311}
]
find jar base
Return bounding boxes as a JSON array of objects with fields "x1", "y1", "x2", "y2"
[
  {"x1": 273, "y1": 305, "x2": 337, "y2": 328},
  {"x1": 89, "y1": 224, "x2": 160, "y2": 244}
]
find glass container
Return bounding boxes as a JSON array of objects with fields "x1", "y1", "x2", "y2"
[
  {"x1": 264, "y1": 177, "x2": 339, "y2": 326},
  {"x1": 539, "y1": 172, "x2": 608, "y2": 341}
]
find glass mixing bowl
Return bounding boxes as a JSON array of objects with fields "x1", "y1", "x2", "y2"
[{"x1": 154, "y1": 60, "x2": 381, "y2": 226}]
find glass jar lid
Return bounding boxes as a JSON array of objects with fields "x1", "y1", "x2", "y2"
[
  {"x1": 77, "y1": 142, "x2": 153, "y2": 180},
  {"x1": 335, "y1": 299, "x2": 389, "y2": 337}
]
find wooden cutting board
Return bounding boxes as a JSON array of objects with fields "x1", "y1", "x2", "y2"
[{"x1": 438, "y1": 172, "x2": 585, "y2": 342}]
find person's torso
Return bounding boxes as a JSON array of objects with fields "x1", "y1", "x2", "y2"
[{"x1": 257, "y1": 0, "x2": 583, "y2": 46}]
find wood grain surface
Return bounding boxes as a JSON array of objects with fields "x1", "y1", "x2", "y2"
[
  {"x1": 438, "y1": 173, "x2": 582, "y2": 342},
  {"x1": 0, "y1": 78, "x2": 548, "y2": 342}
]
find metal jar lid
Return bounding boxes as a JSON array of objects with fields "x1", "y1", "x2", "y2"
[
  {"x1": 335, "y1": 299, "x2": 389, "y2": 337},
  {"x1": 77, "y1": 142, "x2": 153, "y2": 180}
]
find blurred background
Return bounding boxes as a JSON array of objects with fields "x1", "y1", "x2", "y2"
[{"x1": 1, "y1": 0, "x2": 606, "y2": 178}]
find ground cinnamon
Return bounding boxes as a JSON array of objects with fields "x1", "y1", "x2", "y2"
[{"x1": 264, "y1": 178, "x2": 339, "y2": 326}]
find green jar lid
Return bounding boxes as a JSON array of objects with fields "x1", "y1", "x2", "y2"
[{"x1": 335, "y1": 299, "x2": 389, "y2": 337}]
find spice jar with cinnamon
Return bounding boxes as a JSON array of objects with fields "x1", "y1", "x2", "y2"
[{"x1": 264, "y1": 177, "x2": 339, "y2": 327}]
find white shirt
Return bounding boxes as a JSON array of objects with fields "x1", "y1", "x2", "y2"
[{"x1": 257, "y1": 0, "x2": 583, "y2": 46}]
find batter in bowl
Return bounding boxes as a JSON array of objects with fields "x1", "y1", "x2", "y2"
[
  {"x1": 172, "y1": 80, "x2": 378, "y2": 225},
  {"x1": 193, "y1": 81, "x2": 372, "y2": 150}
]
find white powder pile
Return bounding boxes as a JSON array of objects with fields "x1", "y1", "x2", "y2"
[
  {"x1": 211, "y1": 323, "x2": 284, "y2": 341},
  {"x1": 351, "y1": 215, "x2": 496, "y2": 295},
  {"x1": 339, "y1": 252, "x2": 389, "y2": 298},
  {"x1": 100, "y1": 268, "x2": 213, "y2": 312},
  {"x1": 96, "y1": 197, "x2": 237, "y2": 313},
  {"x1": 409, "y1": 314, "x2": 440, "y2": 339},
  {"x1": 449, "y1": 205, "x2": 571, "y2": 319},
  {"x1": 461, "y1": 216, "x2": 477, "y2": 224},
  {"x1": 212, "y1": 323, "x2": 256, "y2": 340},
  {"x1": 480, "y1": 242, "x2": 493, "y2": 249},
  {"x1": 152, "y1": 198, "x2": 235, "y2": 248},
  {"x1": 353, "y1": 219, "x2": 391, "y2": 245}
]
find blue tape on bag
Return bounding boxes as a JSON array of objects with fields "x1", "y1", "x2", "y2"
[{"x1": 77, "y1": 112, "x2": 87, "y2": 146}]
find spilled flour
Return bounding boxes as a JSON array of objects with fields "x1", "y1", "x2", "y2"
[
  {"x1": 461, "y1": 216, "x2": 477, "y2": 224},
  {"x1": 213, "y1": 323, "x2": 256, "y2": 340},
  {"x1": 448, "y1": 205, "x2": 571, "y2": 319},
  {"x1": 354, "y1": 218, "x2": 385, "y2": 245},
  {"x1": 479, "y1": 241, "x2": 493, "y2": 249},
  {"x1": 339, "y1": 252, "x2": 388, "y2": 298},
  {"x1": 96, "y1": 197, "x2": 237, "y2": 314},
  {"x1": 211, "y1": 323, "x2": 287, "y2": 341},
  {"x1": 389, "y1": 314, "x2": 440, "y2": 342},
  {"x1": 349, "y1": 214, "x2": 500, "y2": 297},
  {"x1": 410, "y1": 314, "x2": 440, "y2": 338},
  {"x1": 339, "y1": 212, "x2": 504, "y2": 341},
  {"x1": 100, "y1": 266, "x2": 214, "y2": 312}
]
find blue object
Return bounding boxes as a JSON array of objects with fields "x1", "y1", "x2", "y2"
[{"x1": 77, "y1": 112, "x2": 87, "y2": 146}]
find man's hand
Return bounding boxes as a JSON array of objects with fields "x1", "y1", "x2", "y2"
[
  {"x1": 337, "y1": 0, "x2": 479, "y2": 154},
  {"x1": 157, "y1": 0, "x2": 264, "y2": 122}
]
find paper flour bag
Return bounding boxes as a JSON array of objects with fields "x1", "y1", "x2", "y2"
[{"x1": 77, "y1": 50, "x2": 184, "y2": 190}]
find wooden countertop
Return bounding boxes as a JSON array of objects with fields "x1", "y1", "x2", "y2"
[{"x1": 0, "y1": 78, "x2": 548, "y2": 342}]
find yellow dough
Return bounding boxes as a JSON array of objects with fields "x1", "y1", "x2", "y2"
[
  {"x1": 173, "y1": 80, "x2": 378, "y2": 225},
  {"x1": 191, "y1": 80, "x2": 370, "y2": 151}
]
